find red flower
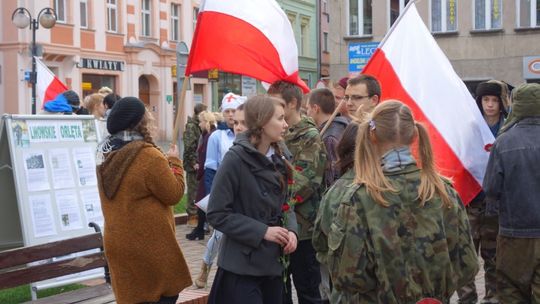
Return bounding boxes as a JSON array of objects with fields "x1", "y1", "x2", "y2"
[
  {"x1": 294, "y1": 195, "x2": 304, "y2": 203},
  {"x1": 288, "y1": 178, "x2": 294, "y2": 185},
  {"x1": 295, "y1": 165, "x2": 304, "y2": 172},
  {"x1": 282, "y1": 204, "x2": 290, "y2": 212},
  {"x1": 484, "y1": 143, "x2": 493, "y2": 152}
]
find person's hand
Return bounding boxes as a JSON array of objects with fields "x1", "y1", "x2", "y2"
[
  {"x1": 283, "y1": 231, "x2": 297, "y2": 254},
  {"x1": 167, "y1": 144, "x2": 179, "y2": 158},
  {"x1": 264, "y1": 226, "x2": 289, "y2": 246},
  {"x1": 194, "y1": 163, "x2": 200, "y2": 171}
]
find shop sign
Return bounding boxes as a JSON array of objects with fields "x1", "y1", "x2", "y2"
[
  {"x1": 78, "y1": 58, "x2": 125, "y2": 71},
  {"x1": 171, "y1": 65, "x2": 177, "y2": 78},
  {"x1": 241, "y1": 76, "x2": 257, "y2": 97},
  {"x1": 348, "y1": 42, "x2": 379, "y2": 74},
  {"x1": 208, "y1": 69, "x2": 219, "y2": 80},
  {"x1": 82, "y1": 82, "x2": 92, "y2": 90},
  {"x1": 524, "y1": 56, "x2": 540, "y2": 79}
]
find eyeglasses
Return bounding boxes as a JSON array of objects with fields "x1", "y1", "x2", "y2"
[{"x1": 343, "y1": 95, "x2": 371, "y2": 101}]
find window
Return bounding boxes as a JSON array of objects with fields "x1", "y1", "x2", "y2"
[
  {"x1": 171, "y1": 4, "x2": 180, "y2": 41},
  {"x1": 300, "y1": 21, "x2": 308, "y2": 56},
  {"x1": 193, "y1": 7, "x2": 199, "y2": 33},
  {"x1": 107, "y1": 0, "x2": 118, "y2": 32},
  {"x1": 518, "y1": 0, "x2": 540, "y2": 28},
  {"x1": 323, "y1": 32, "x2": 328, "y2": 52},
  {"x1": 141, "y1": 0, "x2": 152, "y2": 36},
  {"x1": 474, "y1": 0, "x2": 502, "y2": 30},
  {"x1": 55, "y1": 0, "x2": 66, "y2": 23},
  {"x1": 390, "y1": 0, "x2": 411, "y2": 26},
  {"x1": 348, "y1": 0, "x2": 372, "y2": 36},
  {"x1": 80, "y1": 0, "x2": 88, "y2": 28},
  {"x1": 431, "y1": 0, "x2": 457, "y2": 32}
]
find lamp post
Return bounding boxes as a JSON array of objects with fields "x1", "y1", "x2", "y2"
[{"x1": 12, "y1": 7, "x2": 57, "y2": 114}]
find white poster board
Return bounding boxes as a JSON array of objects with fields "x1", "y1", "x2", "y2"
[{"x1": 0, "y1": 114, "x2": 105, "y2": 290}]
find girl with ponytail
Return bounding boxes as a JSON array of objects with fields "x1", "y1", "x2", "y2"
[{"x1": 326, "y1": 100, "x2": 478, "y2": 303}]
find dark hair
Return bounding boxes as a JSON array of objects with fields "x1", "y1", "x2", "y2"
[
  {"x1": 103, "y1": 93, "x2": 121, "y2": 109},
  {"x1": 194, "y1": 103, "x2": 208, "y2": 116},
  {"x1": 75, "y1": 107, "x2": 90, "y2": 115},
  {"x1": 236, "y1": 103, "x2": 244, "y2": 111},
  {"x1": 336, "y1": 121, "x2": 359, "y2": 176},
  {"x1": 308, "y1": 88, "x2": 335, "y2": 114},
  {"x1": 267, "y1": 80, "x2": 303, "y2": 111},
  {"x1": 348, "y1": 74, "x2": 381, "y2": 98}
]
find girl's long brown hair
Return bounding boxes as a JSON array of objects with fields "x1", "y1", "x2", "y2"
[{"x1": 354, "y1": 100, "x2": 452, "y2": 207}]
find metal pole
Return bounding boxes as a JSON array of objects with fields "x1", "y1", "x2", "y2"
[{"x1": 31, "y1": 19, "x2": 37, "y2": 115}]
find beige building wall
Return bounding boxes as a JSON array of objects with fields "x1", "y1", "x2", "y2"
[
  {"x1": 329, "y1": 0, "x2": 540, "y2": 88},
  {"x1": 0, "y1": 0, "x2": 207, "y2": 141}
]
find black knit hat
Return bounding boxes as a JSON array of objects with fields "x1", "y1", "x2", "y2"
[
  {"x1": 63, "y1": 90, "x2": 80, "y2": 106},
  {"x1": 107, "y1": 97, "x2": 146, "y2": 134}
]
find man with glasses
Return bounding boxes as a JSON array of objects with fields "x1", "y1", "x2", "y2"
[{"x1": 344, "y1": 75, "x2": 381, "y2": 118}]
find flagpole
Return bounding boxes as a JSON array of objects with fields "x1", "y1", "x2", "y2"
[
  {"x1": 378, "y1": 0, "x2": 419, "y2": 49},
  {"x1": 320, "y1": 99, "x2": 346, "y2": 136},
  {"x1": 172, "y1": 76, "x2": 190, "y2": 146}
]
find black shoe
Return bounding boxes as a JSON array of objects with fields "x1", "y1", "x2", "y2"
[{"x1": 186, "y1": 229, "x2": 204, "y2": 240}]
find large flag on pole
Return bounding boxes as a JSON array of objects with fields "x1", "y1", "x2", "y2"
[
  {"x1": 362, "y1": 3, "x2": 494, "y2": 205},
  {"x1": 185, "y1": 0, "x2": 310, "y2": 93},
  {"x1": 35, "y1": 57, "x2": 68, "y2": 109}
]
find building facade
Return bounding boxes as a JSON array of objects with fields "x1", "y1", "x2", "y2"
[
  {"x1": 329, "y1": 0, "x2": 540, "y2": 92},
  {"x1": 0, "y1": 0, "x2": 209, "y2": 140},
  {"x1": 277, "y1": 0, "x2": 318, "y2": 88}
]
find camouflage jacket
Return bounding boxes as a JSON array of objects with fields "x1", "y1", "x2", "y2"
[
  {"x1": 182, "y1": 116, "x2": 201, "y2": 173},
  {"x1": 312, "y1": 168, "x2": 355, "y2": 266},
  {"x1": 326, "y1": 164, "x2": 478, "y2": 303},
  {"x1": 284, "y1": 116, "x2": 326, "y2": 241}
]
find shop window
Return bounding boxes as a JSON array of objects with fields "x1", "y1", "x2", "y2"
[
  {"x1": 82, "y1": 74, "x2": 117, "y2": 98},
  {"x1": 218, "y1": 72, "x2": 241, "y2": 106},
  {"x1": 431, "y1": 0, "x2": 458, "y2": 32}
]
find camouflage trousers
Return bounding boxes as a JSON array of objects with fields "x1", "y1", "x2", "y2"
[
  {"x1": 185, "y1": 171, "x2": 198, "y2": 216},
  {"x1": 457, "y1": 199, "x2": 499, "y2": 304},
  {"x1": 496, "y1": 236, "x2": 540, "y2": 303}
]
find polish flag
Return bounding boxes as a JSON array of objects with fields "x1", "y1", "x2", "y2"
[
  {"x1": 35, "y1": 57, "x2": 68, "y2": 109},
  {"x1": 185, "y1": 0, "x2": 310, "y2": 92},
  {"x1": 363, "y1": 3, "x2": 494, "y2": 204}
]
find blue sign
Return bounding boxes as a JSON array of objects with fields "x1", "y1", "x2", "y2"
[{"x1": 348, "y1": 42, "x2": 379, "y2": 73}]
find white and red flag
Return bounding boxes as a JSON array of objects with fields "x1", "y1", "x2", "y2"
[
  {"x1": 185, "y1": 0, "x2": 310, "y2": 92},
  {"x1": 35, "y1": 57, "x2": 68, "y2": 109},
  {"x1": 363, "y1": 3, "x2": 494, "y2": 204}
]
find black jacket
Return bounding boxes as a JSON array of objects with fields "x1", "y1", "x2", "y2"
[{"x1": 207, "y1": 133, "x2": 298, "y2": 276}]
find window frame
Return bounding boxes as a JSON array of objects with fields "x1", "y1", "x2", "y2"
[
  {"x1": 473, "y1": 0, "x2": 503, "y2": 30},
  {"x1": 170, "y1": 3, "x2": 180, "y2": 41},
  {"x1": 347, "y1": 0, "x2": 373, "y2": 36},
  {"x1": 55, "y1": 0, "x2": 67, "y2": 23},
  {"x1": 141, "y1": 0, "x2": 152, "y2": 37},
  {"x1": 80, "y1": 0, "x2": 88, "y2": 29},
  {"x1": 516, "y1": 0, "x2": 539, "y2": 28},
  {"x1": 107, "y1": 0, "x2": 118, "y2": 32},
  {"x1": 430, "y1": 0, "x2": 458, "y2": 33}
]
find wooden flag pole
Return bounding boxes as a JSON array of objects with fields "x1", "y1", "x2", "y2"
[
  {"x1": 320, "y1": 99, "x2": 346, "y2": 136},
  {"x1": 172, "y1": 77, "x2": 190, "y2": 146}
]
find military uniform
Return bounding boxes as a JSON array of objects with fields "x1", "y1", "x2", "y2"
[
  {"x1": 325, "y1": 164, "x2": 478, "y2": 303},
  {"x1": 283, "y1": 115, "x2": 327, "y2": 304},
  {"x1": 457, "y1": 193, "x2": 499, "y2": 304},
  {"x1": 182, "y1": 115, "x2": 201, "y2": 217}
]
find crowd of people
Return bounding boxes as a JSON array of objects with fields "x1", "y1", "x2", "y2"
[{"x1": 41, "y1": 74, "x2": 539, "y2": 303}]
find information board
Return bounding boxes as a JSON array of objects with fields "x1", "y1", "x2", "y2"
[{"x1": 0, "y1": 114, "x2": 105, "y2": 290}]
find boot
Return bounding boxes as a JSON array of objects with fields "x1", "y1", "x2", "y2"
[
  {"x1": 194, "y1": 262, "x2": 211, "y2": 288},
  {"x1": 186, "y1": 228, "x2": 204, "y2": 241},
  {"x1": 187, "y1": 215, "x2": 198, "y2": 228}
]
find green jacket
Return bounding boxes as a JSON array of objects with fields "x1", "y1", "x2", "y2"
[
  {"x1": 284, "y1": 116, "x2": 326, "y2": 241},
  {"x1": 324, "y1": 164, "x2": 478, "y2": 303},
  {"x1": 182, "y1": 116, "x2": 201, "y2": 173}
]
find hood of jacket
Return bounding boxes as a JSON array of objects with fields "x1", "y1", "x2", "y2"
[{"x1": 97, "y1": 140, "x2": 150, "y2": 200}]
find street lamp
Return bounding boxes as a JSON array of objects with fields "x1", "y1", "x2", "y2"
[{"x1": 12, "y1": 7, "x2": 57, "y2": 114}]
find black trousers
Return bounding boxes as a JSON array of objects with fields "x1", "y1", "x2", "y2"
[
  {"x1": 283, "y1": 239, "x2": 323, "y2": 304},
  {"x1": 208, "y1": 268, "x2": 283, "y2": 304}
]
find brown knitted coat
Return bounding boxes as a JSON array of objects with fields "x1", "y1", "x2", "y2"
[{"x1": 97, "y1": 141, "x2": 192, "y2": 304}]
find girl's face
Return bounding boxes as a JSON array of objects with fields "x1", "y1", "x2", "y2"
[
  {"x1": 261, "y1": 105, "x2": 288, "y2": 143},
  {"x1": 199, "y1": 117, "x2": 207, "y2": 131}
]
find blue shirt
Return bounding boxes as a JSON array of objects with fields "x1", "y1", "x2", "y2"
[{"x1": 204, "y1": 129, "x2": 235, "y2": 170}]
